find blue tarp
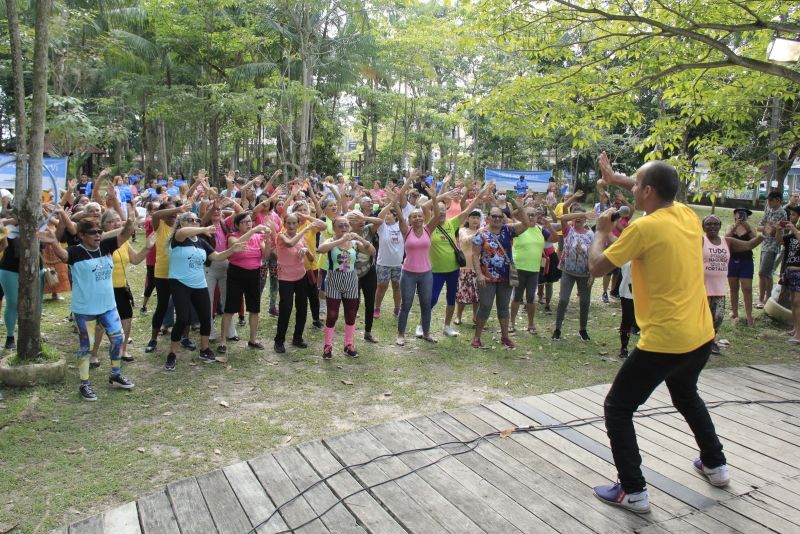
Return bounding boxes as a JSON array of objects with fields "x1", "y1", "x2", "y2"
[
  {"x1": 0, "y1": 153, "x2": 68, "y2": 191},
  {"x1": 484, "y1": 168, "x2": 553, "y2": 193}
]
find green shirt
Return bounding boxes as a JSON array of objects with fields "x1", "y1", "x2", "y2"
[
  {"x1": 514, "y1": 226, "x2": 546, "y2": 272},
  {"x1": 430, "y1": 217, "x2": 461, "y2": 273}
]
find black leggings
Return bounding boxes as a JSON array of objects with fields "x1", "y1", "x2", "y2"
[
  {"x1": 305, "y1": 271, "x2": 320, "y2": 321},
  {"x1": 620, "y1": 297, "x2": 636, "y2": 350},
  {"x1": 358, "y1": 266, "x2": 377, "y2": 333},
  {"x1": 143, "y1": 265, "x2": 156, "y2": 298},
  {"x1": 275, "y1": 277, "x2": 308, "y2": 344},
  {"x1": 169, "y1": 279, "x2": 211, "y2": 341},
  {"x1": 326, "y1": 298, "x2": 358, "y2": 327},
  {"x1": 151, "y1": 277, "x2": 172, "y2": 332}
]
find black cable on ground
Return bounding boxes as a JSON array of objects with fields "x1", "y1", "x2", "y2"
[{"x1": 245, "y1": 398, "x2": 800, "y2": 534}]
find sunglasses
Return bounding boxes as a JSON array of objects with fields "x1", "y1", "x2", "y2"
[
  {"x1": 185, "y1": 217, "x2": 200, "y2": 223},
  {"x1": 490, "y1": 214, "x2": 504, "y2": 219},
  {"x1": 336, "y1": 223, "x2": 350, "y2": 229},
  {"x1": 83, "y1": 229, "x2": 103, "y2": 236}
]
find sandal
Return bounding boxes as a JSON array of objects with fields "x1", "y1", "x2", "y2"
[
  {"x1": 422, "y1": 335, "x2": 438, "y2": 344},
  {"x1": 247, "y1": 341, "x2": 264, "y2": 349},
  {"x1": 226, "y1": 336, "x2": 240, "y2": 342},
  {"x1": 527, "y1": 326, "x2": 538, "y2": 335}
]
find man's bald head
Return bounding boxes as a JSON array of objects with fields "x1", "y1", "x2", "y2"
[{"x1": 638, "y1": 161, "x2": 679, "y2": 202}]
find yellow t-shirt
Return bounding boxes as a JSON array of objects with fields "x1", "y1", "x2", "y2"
[
  {"x1": 111, "y1": 244, "x2": 129, "y2": 288},
  {"x1": 154, "y1": 222, "x2": 173, "y2": 279},
  {"x1": 554, "y1": 202, "x2": 565, "y2": 236},
  {"x1": 604, "y1": 202, "x2": 714, "y2": 354},
  {"x1": 298, "y1": 221, "x2": 322, "y2": 271}
]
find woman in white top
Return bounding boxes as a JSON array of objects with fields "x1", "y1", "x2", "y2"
[{"x1": 373, "y1": 206, "x2": 404, "y2": 318}]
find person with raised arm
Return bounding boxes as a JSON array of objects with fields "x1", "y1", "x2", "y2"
[
  {"x1": 588, "y1": 151, "x2": 727, "y2": 514},
  {"x1": 317, "y1": 216, "x2": 376, "y2": 359},
  {"x1": 392, "y1": 185, "x2": 440, "y2": 346},
  {"x1": 42, "y1": 216, "x2": 136, "y2": 401},
  {"x1": 470, "y1": 198, "x2": 531, "y2": 349},
  {"x1": 218, "y1": 212, "x2": 273, "y2": 353}
]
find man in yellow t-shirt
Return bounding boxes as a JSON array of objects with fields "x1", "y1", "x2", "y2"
[{"x1": 587, "y1": 152, "x2": 726, "y2": 514}]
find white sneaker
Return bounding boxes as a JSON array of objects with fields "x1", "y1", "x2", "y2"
[
  {"x1": 415, "y1": 325, "x2": 423, "y2": 338},
  {"x1": 693, "y1": 459, "x2": 730, "y2": 487},
  {"x1": 395, "y1": 335, "x2": 406, "y2": 346},
  {"x1": 443, "y1": 325, "x2": 460, "y2": 337}
]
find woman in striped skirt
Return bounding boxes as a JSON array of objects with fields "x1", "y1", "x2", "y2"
[{"x1": 317, "y1": 216, "x2": 375, "y2": 359}]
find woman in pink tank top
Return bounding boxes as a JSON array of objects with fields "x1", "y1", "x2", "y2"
[
  {"x1": 391, "y1": 180, "x2": 441, "y2": 346},
  {"x1": 702, "y1": 214, "x2": 770, "y2": 354}
]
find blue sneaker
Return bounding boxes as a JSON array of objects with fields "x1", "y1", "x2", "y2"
[{"x1": 593, "y1": 483, "x2": 650, "y2": 514}]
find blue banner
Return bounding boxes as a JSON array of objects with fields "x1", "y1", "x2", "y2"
[
  {"x1": 484, "y1": 168, "x2": 553, "y2": 193},
  {"x1": 0, "y1": 153, "x2": 69, "y2": 191}
]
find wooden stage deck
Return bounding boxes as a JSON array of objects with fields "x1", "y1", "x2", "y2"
[{"x1": 52, "y1": 363, "x2": 800, "y2": 533}]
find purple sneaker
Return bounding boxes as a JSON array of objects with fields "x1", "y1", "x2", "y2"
[{"x1": 593, "y1": 482, "x2": 650, "y2": 514}]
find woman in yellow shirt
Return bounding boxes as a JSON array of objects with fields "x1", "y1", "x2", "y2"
[{"x1": 91, "y1": 209, "x2": 155, "y2": 366}]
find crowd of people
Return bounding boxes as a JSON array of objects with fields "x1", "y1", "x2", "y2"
[{"x1": 0, "y1": 162, "x2": 795, "y2": 405}]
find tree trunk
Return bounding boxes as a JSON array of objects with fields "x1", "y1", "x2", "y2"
[
  {"x1": 209, "y1": 115, "x2": 220, "y2": 185},
  {"x1": 6, "y1": 0, "x2": 27, "y2": 193},
  {"x1": 158, "y1": 120, "x2": 168, "y2": 175},
  {"x1": 16, "y1": 0, "x2": 52, "y2": 359}
]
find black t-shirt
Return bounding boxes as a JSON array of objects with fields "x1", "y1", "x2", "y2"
[
  {"x1": 784, "y1": 234, "x2": 800, "y2": 268},
  {"x1": 0, "y1": 236, "x2": 20, "y2": 272}
]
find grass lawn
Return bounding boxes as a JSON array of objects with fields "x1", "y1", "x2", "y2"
[{"x1": 0, "y1": 204, "x2": 798, "y2": 533}]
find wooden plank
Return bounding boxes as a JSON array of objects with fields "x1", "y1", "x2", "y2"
[
  {"x1": 102, "y1": 502, "x2": 141, "y2": 534},
  {"x1": 326, "y1": 428, "x2": 477, "y2": 534},
  {"x1": 298, "y1": 441, "x2": 406, "y2": 534},
  {"x1": 637, "y1": 520, "x2": 692, "y2": 534},
  {"x1": 249, "y1": 453, "x2": 330, "y2": 533},
  {"x1": 137, "y1": 490, "x2": 180, "y2": 534},
  {"x1": 273, "y1": 447, "x2": 365, "y2": 533},
  {"x1": 196, "y1": 470, "x2": 252, "y2": 533},
  {"x1": 750, "y1": 364, "x2": 800, "y2": 384},
  {"x1": 569, "y1": 387, "x2": 768, "y2": 491},
  {"x1": 463, "y1": 405, "x2": 655, "y2": 532},
  {"x1": 68, "y1": 515, "x2": 103, "y2": 534},
  {"x1": 223, "y1": 461, "x2": 289, "y2": 534},
  {"x1": 703, "y1": 503, "x2": 775, "y2": 533},
  {"x1": 578, "y1": 384, "x2": 797, "y2": 483},
  {"x1": 680, "y1": 510, "x2": 740, "y2": 534},
  {"x1": 423, "y1": 409, "x2": 649, "y2": 533},
  {"x1": 697, "y1": 373, "x2": 800, "y2": 418},
  {"x1": 507, "y1": 396, "x2": 718, "y2": 511},
  {"x1": 630, "y1": 386, "x2": 800, "y2": 478},
  {"x1": 370, "y1": 419, "x2": 540, "y2": 534},
  {"x1": 483, "y1": 401, "x2": 693, "y2": 520},
  {"x1": 747, "y1": 484, "x2": 800, "y2": 525},
  {"x1": 549, "y1": 390, "x2": 740, "y2": 497},
  {"x1": 320, "y1": 434, "x2": 449, "y2": 534},
  {"x1": 166, "y1": 477, "x2": 217, "y2": 534},
  {"x1": 726, "y1": 367, "x2": 800, "y2": 397}
]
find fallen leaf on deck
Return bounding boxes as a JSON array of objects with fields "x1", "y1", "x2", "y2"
[{"x1": 499, "y1": 428, "x2": 514, "y2": 438}]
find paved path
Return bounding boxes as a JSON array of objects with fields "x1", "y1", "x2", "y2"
[{"x1": 52, "y1": 363, "x2": 800, "y2": 533}]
